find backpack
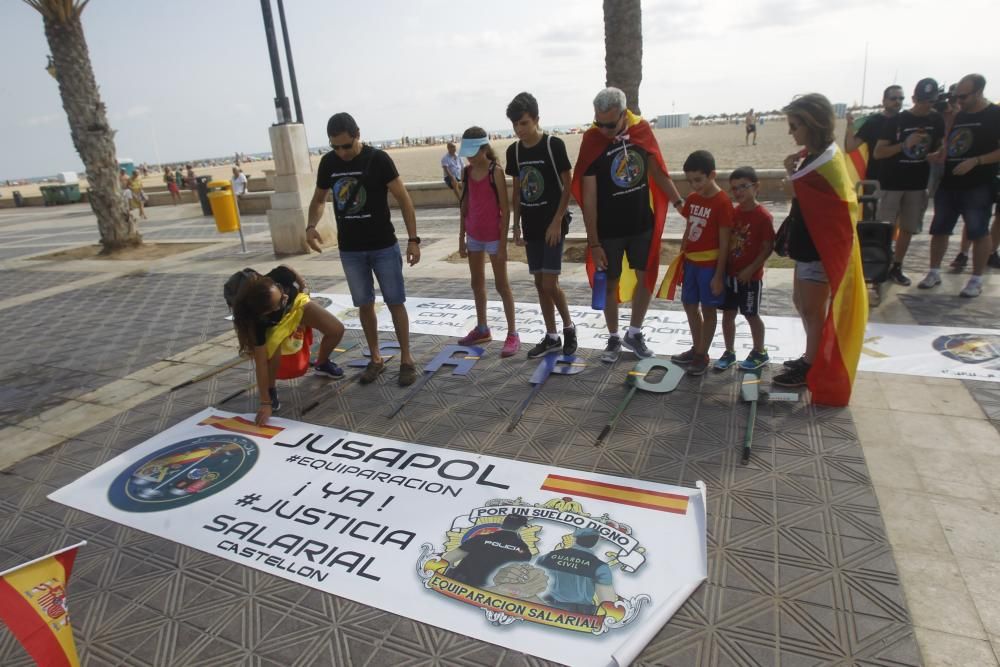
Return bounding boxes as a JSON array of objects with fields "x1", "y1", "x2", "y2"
[
  {"x1": 459, "y1": 160, "x2": 499, "y2": 206},
  {"x1": 223, "y1": 268, "x2": 259, "y2": 308}
]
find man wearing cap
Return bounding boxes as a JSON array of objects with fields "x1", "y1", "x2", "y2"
[
  {"x1": 919, "y1": 74, "x2": 1000, "y2": 298},
  {"x1": 442, "y1": 514, "x2": 532, "y2": 588},
  {"x1": 441, "y1": 142, "x2": 464, "y2": 201},
  {"x1": 873, "y1": 78, "x2": 946, "y2": 286},
  {"x1": 846, "y1": 85, "x2": 905, "y2": 185},
  {"x1": 536, "y1": 528, "x2": 617, "y2": 615}
]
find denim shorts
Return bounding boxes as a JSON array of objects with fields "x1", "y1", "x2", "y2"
[
  {"x1": 466, "y1": 234, "x2": 500, "y2": 255},
  {"x1": 929, "y1": 184, "x2": 994, "y2": 240},
  {"x1": 526, "y1": 236, "x2": 564, "y2": 274},
  {"x1": 796, "y1": 260, "x2": 828, "y2": 283},
  {"x1": 340, "y1": 243, "x2": 406, "y2": 306},
  {"x1": 681, "y1": 261, "x2": 725, "y2": 307}
]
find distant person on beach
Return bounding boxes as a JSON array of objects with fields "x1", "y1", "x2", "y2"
[
  {"x1": 231, "y1": 166, "x2": 248, "y2": 198},
  {"x1": 455, "y1": 126, "x2": 519, "y2": 357},
  {"x1": 164, "y1": 166, "x2": 181, "y2": 205},
  {"x1": 872, "y1": 78, "x2": 945, "y2": 287},
  {"x1": 306, "y1": 111, "x2": 422, "y2": 387},
  {"x1": 184, "y1": 164, "x2": 197, "y2": 191},
  {"x1": 918, "y1": 74, "x2": 1000, "y2": 298},
  {"x1": 441, "y1": 142, "x2": 463, "y2": 201},
  {"x1": 845, "y1": 85, "x2": 904, "y2": 184},
  {"x1": 745, "y1": 109, "x2": 757, "y2": 146},
  {"x1": 128, "y1": 170, "x2": 147, "y2": 220},
  {"x1": 573, "y1": 87, "x2": 685, "y2": 363},
  {"x1": 506, "y1": 91, "x2": 577, "y2": 358}
]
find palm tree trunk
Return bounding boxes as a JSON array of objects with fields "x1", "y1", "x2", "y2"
[
  {"x1": 603, "y1": 0, "x2": 643, "y2": 115},
  {"x1": 43, "y1": 11, "x2": 141, "y2": 251}
]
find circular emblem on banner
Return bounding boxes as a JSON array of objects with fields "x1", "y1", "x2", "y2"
[
  {"x1": 610, "y1": 148, "x2": 645, "y2": 189},
  {"x1": 932, "y1": 333, "x2": 1000, "y2": 364},
  {"x1": 947, "y1": 128, "x2": 973, "y2": 158},
  {"x1": 333, "y1": 176, "x2": 366, "y2": 214},
  {"x1": 519, "y1": 166, "x2": 545, "y2": 203},
  {"x1": 108, "y1": 435, "x2": 258, "y2": 513}
]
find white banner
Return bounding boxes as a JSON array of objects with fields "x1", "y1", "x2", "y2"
[
  {"x1": 49, "y1": 409, "x2": 707, "y2": 667},
  {"x1": 310, "y1": 293, "x2": 1000, "y2": 383}
]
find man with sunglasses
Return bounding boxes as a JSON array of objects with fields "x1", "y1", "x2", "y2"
[
  {"x1": 306, "y1": 112, "x2": 422, "y2": 386},
  {"x1": 846, "y1": 85, "x2": 904, "y2": 185},
  {"x1": 919, "y1": 74, "x2": 1000, "y2": 298}
]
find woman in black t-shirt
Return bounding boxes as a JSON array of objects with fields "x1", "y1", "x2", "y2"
[{"x1": 227, "y1": 265, "x2": 346, "y2": 426}]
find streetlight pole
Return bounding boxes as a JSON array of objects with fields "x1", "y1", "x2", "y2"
[
  {"x1": 259, "y1": 0, "x2": 292, "y2": 125},
  {"x1": 276, "y1": 0, "x2": 303, "y2": 125}
]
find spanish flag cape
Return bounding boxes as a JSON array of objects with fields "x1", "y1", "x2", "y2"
[
  {"x1": 791, "y1": 143, "x2": 869, "y2": 406},
  {"x1": 571, "y1": 111, "x2": 670, "y2": 303},
  {"x1": 845, "y1": 142, "x2": 869, "y2": 186}
]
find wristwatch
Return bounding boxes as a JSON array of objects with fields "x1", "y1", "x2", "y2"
[
  {"x1": 674, "y1": 199, "x2": 684, "y2": 208},
  {"x1": 408, "y1": 237, "x2": 421, "y2": 245}
]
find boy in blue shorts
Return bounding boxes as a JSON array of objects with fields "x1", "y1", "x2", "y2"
[
  {"x1": 714, "y1": 166, "x2": 774, "y2": 371},
  {"x1": 670, "y1": 150, "x2": 733, "y2": 375}
]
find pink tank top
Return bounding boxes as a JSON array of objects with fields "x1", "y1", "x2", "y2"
[{"x1": 465, "y1": 165, "x2": 501, "y2": 242}]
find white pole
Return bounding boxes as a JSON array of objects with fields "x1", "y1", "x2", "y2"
[
  {"x1": 861, "y1": 42, "x2": 869, "y2": 107},
  {"x1": 0, "y1": 541, "x2": 88, "y2": 578}
]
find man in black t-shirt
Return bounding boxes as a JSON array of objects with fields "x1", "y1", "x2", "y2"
[
  {"x1": 846, "y1": 85, "x2": 904, "y2": 184},
  {"x1": 919, "y1": 74, "x2": 1000, "y2": 298},
  {"x1": 442, "y1": 514, "x2": 532, "y2": 587},
  {"x1": 504, "y1": 92, "x2": 577, "y2": 359},
  {"x1": 873, "y1": 78, "x2": 945, "y2": 286},
  {"x1": 307, "y1": 112, "x2": 422, "y2": 386}
]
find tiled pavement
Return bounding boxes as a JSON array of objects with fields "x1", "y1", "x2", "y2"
[{"x1": 1, "y1": 201, "x2": 999, "y2": 666}]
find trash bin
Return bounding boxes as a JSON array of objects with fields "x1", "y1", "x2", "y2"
[
  {"x1": 207, "y1": 181, "x2": 240, "y2": 233},
  {"x1": 13, "y1": 191, "x2": 24, "y2": 207},
  {"x1": 195, "y1": 175, "x2": 212, "y2": 216},
  {"x1": 39, "y1": 183, "x2": 82, "y2": 206}
]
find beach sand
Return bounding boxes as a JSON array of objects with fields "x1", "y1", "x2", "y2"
[{"x1": 1, "y1": 119, "x2": 850, "y2": 199}]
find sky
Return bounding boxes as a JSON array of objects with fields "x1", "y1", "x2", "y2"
[{"x1": 1, "y1": 0, "x2": 998, "y2": 180}]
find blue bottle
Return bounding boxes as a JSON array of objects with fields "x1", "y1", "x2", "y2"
[{"x1": 592, "y1": 269, "x2": 607, "y2": 310}]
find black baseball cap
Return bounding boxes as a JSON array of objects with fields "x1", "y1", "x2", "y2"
[{"x1": 914, "y1": 78, "x2": 940, "y2": 102}]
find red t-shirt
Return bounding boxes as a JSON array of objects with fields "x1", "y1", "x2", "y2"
[
  {"x1": 728, "y1": 204, "x2": 775, "y2": 280},
  {"x1": 682, "y1": 190, "x2": 733, "y2": 267}
]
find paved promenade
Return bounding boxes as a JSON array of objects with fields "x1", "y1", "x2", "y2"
[{"x1": 1, "y1": 201, "x2": 999, "y2": 666}]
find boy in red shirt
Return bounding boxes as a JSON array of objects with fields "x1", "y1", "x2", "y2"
[
  {"x1": 715, "y1": 166, "x2": 774, "y2": 371},
  {"x1": 670, "y1": 151, "x2": 733, "y2": 375}
]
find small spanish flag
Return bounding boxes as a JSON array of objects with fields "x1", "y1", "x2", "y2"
[
  {"x1": 199, "y1": 414, "x2": 283, "y2": 439},
  {"x1": 0, "y1": 542, "x2": 85, "y2": 667},
  {"x1": 541, "y1": 474, "x2": 689, "y2": 514}
]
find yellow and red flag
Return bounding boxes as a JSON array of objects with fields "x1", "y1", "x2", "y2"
[
  {"x1": 789, "y1": 143, "x2": 869, "y2": 406},
  {"x1": 198, "y1": 414, "x2": 284, "y2": 438},
  {"x1": 0, "y1": 542, "x2": 85, "y2": 667},
  {"x1": 571, "y1": 111, "x2": 670, "y2": 303},
  {"x1": 844, "y1": 143, "x2": 869, "y2": 188},
  {"x1": 541, "y1": 474, "x2": 689, "y2": 514}
]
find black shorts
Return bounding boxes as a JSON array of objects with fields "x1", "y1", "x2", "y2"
[
  {"x1": 444, "y1": 174, "x2": 459, "y2": 188},
  {"x1": 526, "y1": 236, "x2": 564, "y2": 274},
  {"x1": 746, "y1": 125, "x2": 757, "y2": 134},
  {"x1": 723, "y1": 276, "x2": 762, "y2": 316},
  {"x1": 599, "y1": 228, "x2": 652, "y2": 280}
]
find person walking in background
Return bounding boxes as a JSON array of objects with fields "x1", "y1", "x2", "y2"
[
  {"x1": 232, "y1": 166, "x2": 249, "y2": 198},
  {"x1": 164, "y1": 166, "x2": 181, "y2": 205},
  {"x1": 745, "y1": 108, "x2": 757, "y2": 146},
  {"x1": 441, "y1": 142, "x2": 464, "y2": 202},
  {"x1": 128, "y1": 170, "x2": 147, "y2": 220}
]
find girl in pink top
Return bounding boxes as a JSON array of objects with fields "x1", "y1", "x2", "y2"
[{"x1": 457, "y1": 126, "x2": 519, "y2": 356}]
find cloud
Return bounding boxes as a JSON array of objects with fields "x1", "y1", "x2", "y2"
[
  {"x1": 124, "y1": 104, "x2": 151, "y2": 118},
  {"x1": 24, "y1": 113, "x2": 61, "y2": 127}
]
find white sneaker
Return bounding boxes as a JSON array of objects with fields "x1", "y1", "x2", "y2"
[
  {"x1": 959, "y1": 279, "x2": 982, "y2": 298},
  {"x1": 918, "y1": 272, "x2": 941, "y2": 289}
]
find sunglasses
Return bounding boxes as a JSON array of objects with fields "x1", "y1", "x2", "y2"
[
  {"x1": 594, "y1": 111, "x2": 624, "y2": 130},
  {"x1": 330, "y1": 140, "x2": 355, "y2": 151}
]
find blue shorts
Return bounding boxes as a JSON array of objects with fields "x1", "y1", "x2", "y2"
[
  {"x1": 466, "y1": 234, "x2": 500, "y2": 255},
  {"x1": 681, "y1": 261, "x2": 725, "y2": 307},
  {"x1": 526, "y1": 236, "x2": 564, "y2": 274},
  {"x1": 930, "y1": 185, "x2": 994, "y2": 241},
  {"x1": 340, "y1": 244, "x2": 406, "y2": 307}
]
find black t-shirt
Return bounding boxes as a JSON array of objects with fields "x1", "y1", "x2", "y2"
[
  {"x1": 878, "y1": 110, "x2": 945, "y2": 191},
  {"x1": 447, "y1": 530, "x2": 531, "y2": 587},
  {"x1": 584, "y1": 138, "x2": 653, "y2": 239},
  {"x1": 253, "y1": 266, "x2": 302, "y2": 346},
  {"x1": 315, "y1": 145, "x2": 400, "y2": 251},
  {"x1": 941, "y1": 103, "x2": 1000, "y2": 190},
  {"x1": 505, "y1": 134, "x2": 572, "y2": 241},
  {"x1": 856, "y1": 114, "x2": 890, "y2": 182}
]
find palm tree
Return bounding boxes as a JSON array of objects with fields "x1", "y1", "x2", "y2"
[
  {"x1": 24, "y1": 0, "x2": 141, "y2": 251},
  {"x1": 603, "y1": 0, "x2": 643, "y2": 114}
]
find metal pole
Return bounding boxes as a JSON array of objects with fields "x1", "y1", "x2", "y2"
[
  {"x1": 260, "y1": 0, "x2": 292, "y2": 124},
  {"x1": 276, "y1": 0, "x2": 303, "y2": 125},
  {"x1": 234, "y1": 189, "x2": 247, "y2": 253}
]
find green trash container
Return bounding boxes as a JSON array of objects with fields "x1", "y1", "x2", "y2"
[{"x1": 39, "y1": 184, "x2": 82, "y2": 206}]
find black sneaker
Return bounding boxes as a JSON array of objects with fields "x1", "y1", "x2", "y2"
[
  {"x1": 888, "y1": 263, "x2": 912, "y2": 286},
  {"x1": 268, "y1": 387, "x2": 281, "y2": 412},
  {"x1": 989, "y1": 252, "x2": 1000, "y2": 270},
  {"x1": 527, "y1": 336, "x2": 561, "y2": 358},
  {"x1": 671, "y1": 348, "x2": 697, "y2": 365},
  {"x1": 783, "y1": 355, "x2": 808, "y2": 370},
  {"x1": 314, "y1": 359, "x2": 345, "y2": 378},
  {"x1": 949, "y1": 252, "x2": 968, "y2": 272},
  {"x1": 686, "y1": 354, "x2": 710, "y2": 376},
  {"x1": 562, "y1": 326, "x2": 578, "y2": 355},
  {"x1": 772, "y1": 363, "x2": 810, "y2": 387},
  {"x1": 600, "y1": 336, "x2": 622, "y2": 363}
]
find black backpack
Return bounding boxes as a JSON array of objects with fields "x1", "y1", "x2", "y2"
[
  {"x1": 459, "y1": 160, "x2": 499, "y2": 206},
  {"x1": 223, "y1": 268, "x2": 259, "y2": 308}
]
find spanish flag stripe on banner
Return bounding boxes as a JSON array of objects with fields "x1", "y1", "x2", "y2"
[
  {"x1": 541, "y1": 474, "x2": 689, "y2": 514},
  {"x1": 845, "y1": 144, "x2": 868, "y2": 187},
  {"x1": 790, "y1": 144, "x2": 868, "y2": 406},
  {"x1": 199, "y1": 415, "x2": 283, "y2": 438},
  {"x1": 571, "y1": 111, "x2": 670, "y2": 304},
  {"x1": 0, "y1": 544, "x2": 83, "y2": 667}
]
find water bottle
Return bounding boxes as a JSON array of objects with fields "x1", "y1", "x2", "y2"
[{"x1": 592, "y1": 269, "x2": 607, "y2": 310}]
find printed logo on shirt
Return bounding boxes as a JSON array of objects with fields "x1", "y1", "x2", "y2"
[
  {"x1": 687, "y1": 204, "x2": 712, "y2": 242},
  {"x1": 948, "y1": 127, "x2": 974, "y2": 158},
  {"x1": 902, "y1": 132, "x2": 933, "y2": 161},
  {"x1": 520, "y1": 165, "x2": 546, "y2": 204},
  {"x1": 610, "y1": 148, "x2": 646, "y2": 189},
  {"x1": 333, "y1": 176, "x2": 367, "y2": 214},
  {"x1": 730, "y1": 224, "x2": 749, "y2": 259}
]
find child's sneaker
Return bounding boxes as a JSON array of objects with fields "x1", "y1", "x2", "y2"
[
  {"x1": 772, "y1": 363, "x2": 810, "y2": 387},
  {"x1": 714, "y1": 350, "x2": 737, "y2": 370},
  {"x1": 562, "y1": 326, "x2": 578, "y2": 355},
  {"x1": 949, "y1": 252, "x2": 968, "y2": 272},
  {"x1": 459, "y1": 326, "x2": 491, "y2": 346},
  {"x1": 600, "y1": 336, "x2": 622, "y2": 363},
  {"x1": 314, "y1": 359, "x2": 344, "y2": 378},
  {"x1": 918, "y1": 271, "x2": 942, "y2": 289},
  {"x1": 268, "y1": 386, "x2": 281, "y2": 412},
  {"x1": 739, "y1": 350, "x2": 770, "y2": 371},
  {"x1": 527, "y1": 336, "x2": 561, "y2": 358},
  {"x1": 501, "y1": 333, "x2": 520, "y2": 358},
  {"x1": 686, "y1": 354, "x2": 710, "y2": 376},
  {"x1": 622, "y1": 330, "x2": 653, "y2": 358},
  {"x1": 671, "y1": 348, "x2": 697, "y2": 365}
]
